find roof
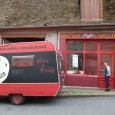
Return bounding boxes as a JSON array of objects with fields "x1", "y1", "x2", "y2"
[{"x1": 0, "y1": 23, "x2": 115, "y2": 31}]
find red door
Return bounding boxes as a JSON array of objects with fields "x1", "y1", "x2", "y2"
[{"x1": 98, "y1": 41, "x2": 115, "y2": 89}]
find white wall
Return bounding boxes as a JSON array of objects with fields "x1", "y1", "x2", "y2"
[{"x1": 46, "y1": 30, "x2": 58, "y2": 47}]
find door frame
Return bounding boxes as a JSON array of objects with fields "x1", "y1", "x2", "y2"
[{"x1": 98, "y1": 48, "x2": 115, "y2": 89}]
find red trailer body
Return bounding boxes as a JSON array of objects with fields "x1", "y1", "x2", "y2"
[{"x1": 0, "y1": 41, "x2": 64, "y2": 104}]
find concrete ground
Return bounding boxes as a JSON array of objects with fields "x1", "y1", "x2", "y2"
[
  {"x1": 58, "y1": 86, "x2": 115, "y2": 97},
  {"x1": 0, "y1": 86, "x2": 115, "y2": 99}
]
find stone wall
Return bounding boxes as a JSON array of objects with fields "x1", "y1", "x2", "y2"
[
  {"x1": 0, "y1": 0, "x2": 80, "y2": 27},
  {"x1": 0, "y1": 0, "x2": 114, "y2": 28},
  {"x1": 103, "y1": 0, "x2": 115, "y2": 23}
]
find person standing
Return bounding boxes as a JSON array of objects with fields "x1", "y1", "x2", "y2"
[{"x1": 104, "y1": 61, "x2": 111, "y2": 91}]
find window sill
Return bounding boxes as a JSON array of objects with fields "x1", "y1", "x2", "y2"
[
  {"x1": 66, "y1": 73, "x2": 98, "y2": 77},
  {"x1": 67, "y1": 70, "x2": 83, "y2": 74}
]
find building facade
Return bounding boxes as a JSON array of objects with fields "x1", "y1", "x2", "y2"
[
  {"x1": 0, "y1": 24, "x2": 115, "y2": 89},
  {"x1": 0, "y1": 0, "x2": 115, "y2": 89},
  {"x1": 59, "y1": 25, "x2": 115, "y2": 89}
]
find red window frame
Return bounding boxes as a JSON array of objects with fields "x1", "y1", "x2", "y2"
[
  {"x1": 66, "y1": 39, "x2": 99, "y2": 77},
  {"x1": 66, "y1": 39, "x2": 115, "y2": 77}
]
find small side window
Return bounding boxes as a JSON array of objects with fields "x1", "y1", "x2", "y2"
[
  {"x1": 12, "y1": 55, "x2": 34, "y2": 68},
  {"x1": 58, "y1": 59, "x2": 64, "y2": 74}
]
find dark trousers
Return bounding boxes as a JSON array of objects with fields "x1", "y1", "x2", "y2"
[{"x1": 105, "y1": 76, "x2": 110, "y2": 89}]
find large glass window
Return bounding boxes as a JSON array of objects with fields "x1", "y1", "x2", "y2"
[
  {"x1": 67, "y1": 53, "x2": 84, "y2": 74},
  {"x1": 68, "y1": 41, "x2": 84, "y2": 51},
  {"x1": 86, "y1": 41, "x2": 97, "y2": 51},
  {"x1": 100, "y1": 41, "x2": 114, "y2": 52},
  {"x1": 67, "y1": 40, "x2": 98, "y2": 76},
  {"x1": 67, "y1": 40, "x2": 114, "y2": 76},
  {"x1": 85, "y1": 53, "x2": 97, "y2": 75}
]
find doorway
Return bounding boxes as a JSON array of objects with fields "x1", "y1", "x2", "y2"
[
  {"x1": 98, "y1": 40, "x2": 115, "y2": 89},
  {"x1": 99, "y1": 54, "x2": 114, "y2": 88}
]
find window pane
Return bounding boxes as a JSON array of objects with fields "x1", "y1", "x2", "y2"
[
  {"x1": 100, "y1": 55, "x2": 113, "y2": 77},
  {"x1": 67, "y1": 53, "x2": 84, "y2": 74},
  {"x1": 68, "y1": 41, "x2": 84, "y2": 51},
  {"x1": 12, "y1": 55, "x2": 34, "y2": 67},
  {"x1": 58, "y1": 59, "x2": 64, "y2": 74},
  {"x1": 100, "y1": 41, "x2": 114, "y2": 52},
  {"x1": 85, "y1": 53, "x2": 97, "y2": 75},
  {"x1": 86, "y1": 41, "x2": 97, "y2": 51}
]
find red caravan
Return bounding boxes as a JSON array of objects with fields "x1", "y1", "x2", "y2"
[{"x1": 0, "y1": 41, "x2": 64, "y2": 105}]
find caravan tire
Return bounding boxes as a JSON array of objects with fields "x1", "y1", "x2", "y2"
[{"x1": 10, "y1": 94, "x2": 25, "y2": 105}]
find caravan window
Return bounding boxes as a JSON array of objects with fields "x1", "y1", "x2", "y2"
[
  {"x1": 12, "y1": 55, "x2": 34, "y2": 68},
  {"x1": 57, "y1": 58, "x2": 64, "y2": 74}
]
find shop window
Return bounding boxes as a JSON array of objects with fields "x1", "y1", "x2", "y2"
[
  {"x1": 68, "y1": 41, "x2": 84, "y2": 51},
  {"x1": 100, "y1": 41, "x2": 114, "y2": 52},
  {"x1": 67, "y1": 40, "x2": 114, "y2": 76},
  {"x1": 86, "y1": 41, "x2": 97, "y2": 51},
  {"x1": 85, "y1": 53, "x2": 97, "y2": 75},
  {"x1": 67, "y1": 40, "x2": 98, "y2": 76},
  {"x1": 67, "y1": 53, "x2": 83, "y2": 74},
  {"x1": 12, "y1": 55, "x2": 34, "y2": 68}
]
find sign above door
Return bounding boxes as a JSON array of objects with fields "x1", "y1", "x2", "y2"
[{"x1": 60, "y1": 33, "x2": 115, "y2": 39}]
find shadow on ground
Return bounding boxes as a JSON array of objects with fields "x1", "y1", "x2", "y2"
[{"x1": 0, "y1": 96, "x2": 58, "y2": 105}]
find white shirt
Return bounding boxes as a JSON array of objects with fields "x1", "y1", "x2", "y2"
[{"x1": 105, "y1": 66, "x2": 111, "y2": 76}]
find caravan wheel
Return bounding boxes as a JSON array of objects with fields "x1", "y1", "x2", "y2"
[{"x1": 10, "y1": 94, "x2": 25, "y2": 105}]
